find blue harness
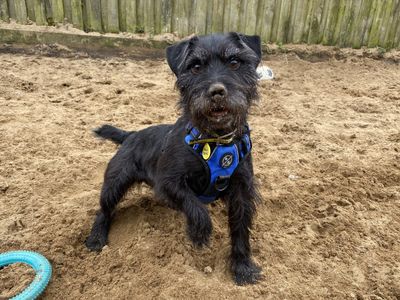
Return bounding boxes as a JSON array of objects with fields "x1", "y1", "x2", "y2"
[{"x1": 184, "y1": 124, "x2": 252, "y2": 204}]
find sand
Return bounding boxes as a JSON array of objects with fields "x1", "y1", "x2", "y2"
[{"x1": 1, "y1": 44, "x2": 399, "y2": 299}]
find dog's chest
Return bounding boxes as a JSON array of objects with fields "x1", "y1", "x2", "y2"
[{"x1": 184, "y1": 127, "x2": 252, "y2": 203}]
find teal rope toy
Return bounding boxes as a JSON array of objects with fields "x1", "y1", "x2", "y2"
[{"x1": 0, "y1": 251, "x2": 52, "y2": 300}]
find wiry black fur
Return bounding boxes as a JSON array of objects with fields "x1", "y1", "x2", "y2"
[{"x1": 85, "y1": 32, "x2": 263, "y2": 285}]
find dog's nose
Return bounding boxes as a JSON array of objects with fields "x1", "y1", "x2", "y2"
[{"x1": 208, "y1": 83, "x2": 227, "y2": 99}]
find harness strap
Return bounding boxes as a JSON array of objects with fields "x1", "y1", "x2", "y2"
[{"x1": 184, "y1": 123, "x2": 252, "y2": 204}]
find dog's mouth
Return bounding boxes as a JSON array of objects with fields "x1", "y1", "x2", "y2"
[{"x1": 209, "y1": 106, "x2": 229, "y2": 119}]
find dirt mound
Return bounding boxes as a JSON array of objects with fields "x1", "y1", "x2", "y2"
[{"x1": 1, "y1": 46, "x2": 399, "y2": 299}]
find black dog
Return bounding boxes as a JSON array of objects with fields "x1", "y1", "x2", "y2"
[{"x1": 86, "y1": 32, "x2": 262, "y2": 285}]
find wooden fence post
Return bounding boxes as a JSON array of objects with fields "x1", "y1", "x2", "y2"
[
  {"x1": 83, "y1": 0, "x2": 103, "y2": 32},
  {"x1": 211, "y1": 0, "x2": 225, "y2": 33},
  {"x1": 276, "y1": 0, "x2": 292, "y2": 43},
  {"x1": 384, "y1": 0, "x2": 400, "y2": 48},
  {"x1": 48, "y1": 0, "x2": 64, "y2": 23},
  {"x1": 0, "y1": 0, "x2": 9, "y2": 21},
  {"x1": 101, "y1": 0, "x2": 119, "y2": 32},
  {"x1": 8, "y1": 0, "x2": 27, "y2": 23},
  {"x1": 125, "y1": 0, "x2": 136, "y2": 32},
  {"x1": 25, "y1": 0, "x2": 36, "y2": 22},
  {"x1": 70, "y1": 0, "x2": 84, "y2": 29}
]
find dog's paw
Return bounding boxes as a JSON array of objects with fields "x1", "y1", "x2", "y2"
[
  {"x1": 85, "y1": 234, "x2": 107, "y2": 252},
  {"x1": 187, "y1": 216, "x2": 212, "y2": 248},
  {"x1": 232, "y1": 259, "x2": 262, "y2": 285}
]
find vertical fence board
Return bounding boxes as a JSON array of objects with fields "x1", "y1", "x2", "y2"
[
  {"x1": 307, "y1": 0, "x2": 322, "y2": 44},
  {"x1": 191, "y1": 0, "x2": 207, "y2": 35},
  {"x1": 63, "y1": 0, "x2": 73, "y2": 23},
  {"x1": 243, "y1": 0, "x2": 258, "y2": 35},
  {"x1": 260, "y1": 0, "x2": 276, "y2": 42},
  {"x1": 9, "y1": 0, "x2": 27, "y2": 23},
  {"x1": 237, "y1": 0, "x2": 248, "y2": 34},
  {"x1": 160, "y1": 0, "x2": 171, "y2": 33},
  {"x1": 180, "y1": 0, "x2": 192, "y2": 36},
  {"x1": 276, "y1": 0, "x2": 292, "y2": 43},
  {"x1": 343, "y1": 0, "x2": 358, "y2": 47},
  {"x1": 211, "y1": 0, "x2": 224, "y2": 33},
  {"x1": 345, "y1": 0, "x2": 362, "y2": 47},
  {"x1": 25, "y1": 0, "x2": 36, "y2": 21},
  {"x1": 118, "y1": 0, "x2": 126, "y2": 31},
  {"x1": 394, "y1": 15, "x2": 400, "y2": 48},
  {"x1": 125, "y1": 0, "x2": 136, "y2": 32},
  {"x1": 34, "y1": 0, "x2": 46, "y2": 25},
  {"x1": 287, "y1": 0, "x2": 299, "y2": 42},
  {"x1": 350, "y1": 0, "x2": 373, "y2": 48},
  {"x1": 385, "y1": 0, "x2": 400, "y2": 48},
  {"x1": 318, "y1": 0, "x2": 332, "y2": 43},
  {"x1": 143, "y1": 0, "x2": 155, "y2": 34},
  {"x1": 70, "y1": 0, "x2": 83, "y2": 29},
  {"x1": 7, "y1": 0, "x2": 16, "y2": 20},
  {"x1": 154, "y1": 0, "x2": 162, "y2": 34},
  {"x1": 205, "y1": 0, "x2": 213, "y2": 34},
  {"x1": 331, "y1": 0, "x2": 346, "y2": 45},
  {"x1": 48, "y1": 0, "x2": 64, "y2": 23},
  {"x1": 336, "y1": 0, "x2": 354, "y2": 47},
  {"x1": 362, "y1": 0, "x2": 378, "y2": 46},
  {"x1": 101, "y1": 0, "x2": 119, "y2": 33},
  {"x1": 136, "y1": 0, "x2": 145, "y2": 32},
  {"x1": 380, "y1": 0, "x2": 395, "y2": 47},
  {"x1": 223, "y1": 0, "x2": 231, "y2": 32},
  {"x1": 187, "y1": 0, "x2": 195, "y2": 35},
  {"x1": 303, "y1": 0, "x2": 315, "y2": 43},
  {"x1": 255, "y1": 0, "x2": 265, "y2": 36},
  {"x1": 359, "y1": 0, "x2": 375, "y2": 45},
  {"x1": 0, "y1": 0, "x2": 9, "y2": 21},
  {"x1": 270, "y1": 0, "x2": 282, "y2": 42},
  {"x1": 293, "y1": 0, "x2": 311, "y2": 43},
  {"x1": 367, "y1": 0, "x2": 384, "y2": 47},
  {"x1": 224, "y1": 0, "x2": 239, "y2": 33},
  {"x1": 321, "y1": 0, "x2": 340, "y2": 45},
  {"x1": 83, "y1": 0, "x2": 103, "y2": 32}
]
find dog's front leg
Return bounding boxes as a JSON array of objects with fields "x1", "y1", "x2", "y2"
[
  {"x1": 160, "y1": 183, "x2": 212, "y2": 247},
  {"x1": 225, "y1": 163, "x2": 262, "y2": 285}
]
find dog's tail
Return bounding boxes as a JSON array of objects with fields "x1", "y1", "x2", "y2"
[{"x1": 93, "y1": 124, "x2": 133, "y2": 144}]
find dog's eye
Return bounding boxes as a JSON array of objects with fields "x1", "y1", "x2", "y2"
[
  {"x1": 228, "y1": 59, "x2": 240, "y2": 70},
  {"x1": 191, "y1": 64, "x2": 202, "y2": 74}
]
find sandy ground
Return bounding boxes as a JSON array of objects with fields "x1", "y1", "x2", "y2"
[{"x1": 0, "y1": 44, "x2": 400, "y2": 300}]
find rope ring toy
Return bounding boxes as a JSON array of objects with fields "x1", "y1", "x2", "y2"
[{"x1": 0, "y1": 251, "x2": 52, "y2": 300}]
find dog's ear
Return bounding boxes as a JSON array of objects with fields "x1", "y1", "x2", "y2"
[
  {"x1": 241, "y1": 35, "x2": 262, "y2": 61},
  {"x1": 166, "y1": 36, "x2": 198, "y2": 76},
  {"x1": 229, "y1": 32, "x2": 262, "y2": 65}
]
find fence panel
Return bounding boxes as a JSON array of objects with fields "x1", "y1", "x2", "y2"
[
  {"x1": 71, "y1": 0, "x2": 84, "y2": 29},
  {"x1": 1, "y1": 0, "x2": 399, "y2": 48},
  {"x1": 101, "y1": 0, "x2": 119, "y2": 32},
  {"x1": 0, "y1": 0, "x2": 9, "y2": 21}
]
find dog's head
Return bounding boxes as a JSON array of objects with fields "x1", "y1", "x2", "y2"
[{"x1": 166, "y1": 33, "x2": 261, "y2": 135}]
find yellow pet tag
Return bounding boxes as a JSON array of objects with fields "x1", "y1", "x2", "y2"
[{"x1": 202, "y1": 143, "x2": 211, "y2": 160}]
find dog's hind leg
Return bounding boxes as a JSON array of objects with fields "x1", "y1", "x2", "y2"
[{"x1": 85, "y1": 149, "x2": 138, "y2": 251}]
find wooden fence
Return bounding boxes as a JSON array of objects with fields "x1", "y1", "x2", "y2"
[{"x1": 0, "y1": 0, "x2": 399, "y2": 49}]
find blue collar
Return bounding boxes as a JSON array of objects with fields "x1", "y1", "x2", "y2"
[{"x1": 184, "y1": 124, "x2": 252, "y2": 204}]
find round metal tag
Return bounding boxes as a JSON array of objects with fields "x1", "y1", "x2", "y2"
[{"x1": 220, "y1": 153, "x2": 233, "y2": 168}]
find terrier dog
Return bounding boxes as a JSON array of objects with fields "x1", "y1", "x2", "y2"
[{"x1": 85, "y1": 32, "x2": 262, "y2": 285}]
